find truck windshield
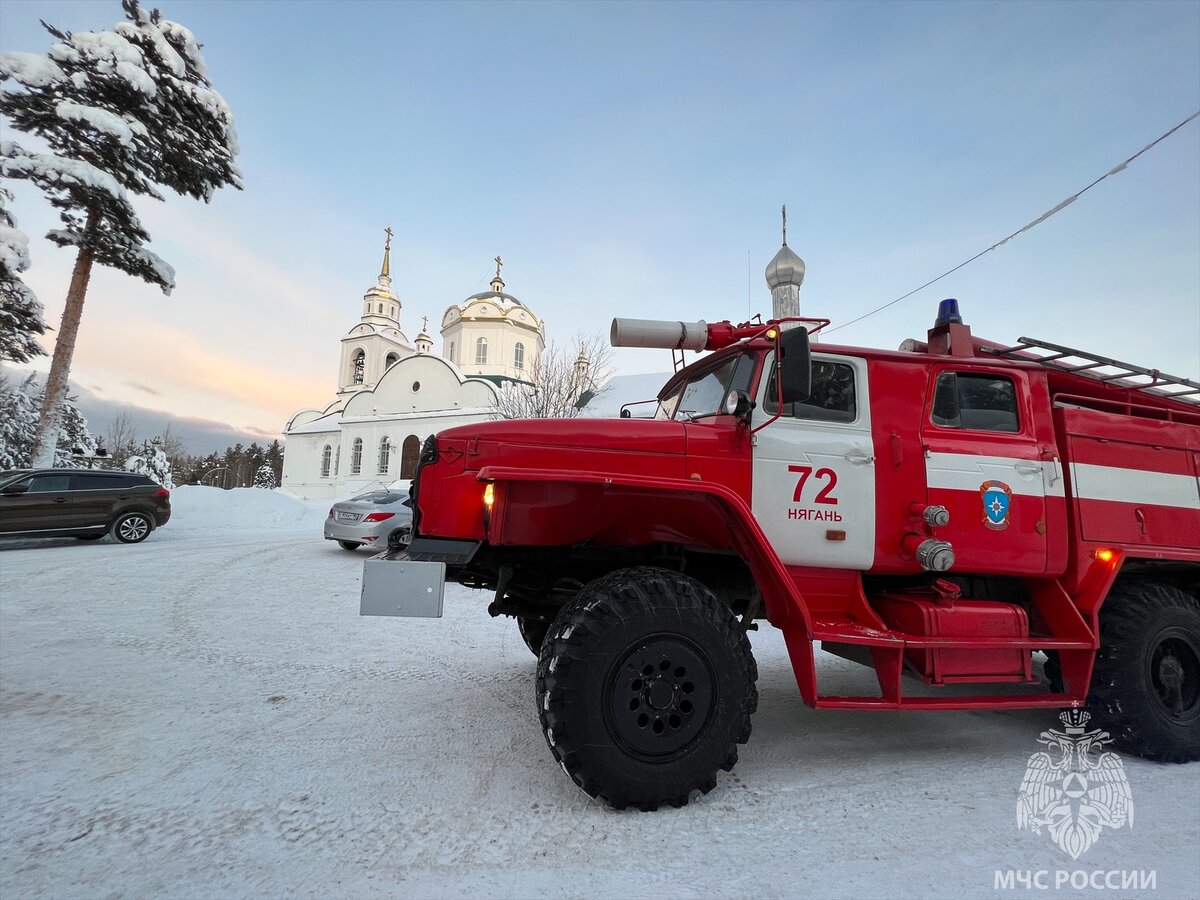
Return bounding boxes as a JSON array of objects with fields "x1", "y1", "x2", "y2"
[{"x1": 656, "y1": 354, "x2": 755, "y2": 421}]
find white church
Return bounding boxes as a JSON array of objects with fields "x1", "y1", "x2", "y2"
[{"x1": 281, "y1": 231, "x2": 545, "y2": 499}]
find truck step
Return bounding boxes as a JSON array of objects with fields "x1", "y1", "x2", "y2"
[
  {"x1": 814, "y1": 693, "x2": 1084, "y2": 711},
  {"x1": 812, "y1": 619, "x2": 1094, "y2": 652}
]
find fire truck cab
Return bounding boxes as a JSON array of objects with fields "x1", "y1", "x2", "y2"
[{"x1": 361, "y1": 300, "x2": 1200, "y2": 810}]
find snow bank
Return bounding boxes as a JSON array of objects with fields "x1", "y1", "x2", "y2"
[{"x1": 164, "y1": 485, "x2": 327, "y2": 537}]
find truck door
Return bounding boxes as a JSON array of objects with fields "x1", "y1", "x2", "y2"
[
  {"x1": 752, "y1": 353, "x2": 876, "y2": 568},
  {"x1": 921, "y1": 367, "x2": 1048, "y2": 575}
]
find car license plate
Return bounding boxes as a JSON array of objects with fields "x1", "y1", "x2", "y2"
[{"x1": 338, "y1": 512, "x2": 360, "y2": 522}]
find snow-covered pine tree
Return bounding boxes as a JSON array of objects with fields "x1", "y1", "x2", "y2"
[
  {"x1": 0, "y1": 372, "x2": 40, "y2": 468},
  {"x1": 265, "y1": 438, "x2": 285, "y2": 487},
  {"x1": 125, "y1": 440, "x2": 173, "y2": 488},
  {"x1": 0, "y1": 0, "x2": 242, "y2": 467},
  {"x1": 0, "y1": 372, "x2": 99, "y2": 468},
  {"x1": 254, "y1": 462, "x2": 276, "y2": 490},
  {"x1": 54, "y1": 396, "x2": 99, "y2": 466},
  {"x1": 0, "y1": 187, "x2": 46, "y2": 363}
]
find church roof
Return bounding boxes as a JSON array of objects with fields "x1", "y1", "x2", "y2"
[
  {"x1": 765, "y1": 243, "x2": 805, "y2": 290},
  {"x1": 463, "y1": 289, "x2": 526, "y2": 308}
]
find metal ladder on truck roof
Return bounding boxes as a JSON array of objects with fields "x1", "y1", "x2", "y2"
[{"x1": 982, "y1": 337, "x2": 1200, "y2": 407}]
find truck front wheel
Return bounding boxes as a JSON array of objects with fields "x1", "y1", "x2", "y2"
[
  {"x1": 536, "y1": 566, "x2": 758, "y2": 810},
  {"x1": 1088, "y1": 581, "x2": 1200, "y2": 763}
]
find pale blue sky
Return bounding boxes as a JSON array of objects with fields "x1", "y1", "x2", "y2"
[{"x1": 3, "y1": 0, "x2": 1198, "y2": 434}]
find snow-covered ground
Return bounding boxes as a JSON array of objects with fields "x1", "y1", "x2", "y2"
[{"x1": 1, "y1": 487, "x2": 1197, "y2": 898}]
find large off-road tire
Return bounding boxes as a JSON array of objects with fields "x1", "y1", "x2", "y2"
[
  {"x1": 1088, "y1": 581, "x2": 1200, "y2": 763},
  {"x1": 518, "y1": 616, "x2": 549, "y2": 658},
  {"x1": 111, "y1": 511, "x2": 153, "y2": 544},
  {"x1": 536, "y1": 566, "x2": 758, "y2": 810}
]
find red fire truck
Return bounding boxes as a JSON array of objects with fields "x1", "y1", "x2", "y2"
[{"x1": 361, "y1": 299, "x2": 1200, "y2": 810}]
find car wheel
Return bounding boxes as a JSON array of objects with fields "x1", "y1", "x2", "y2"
[
  {"x1": 111, "y1": 512, "x2": 153, "y2": 544},
  {"x1": 338, "y1": 540, "x2": 362, "y2": 551},
  {"x1": 75, "y1": 534, "x2": 105, "y2": 541},
  {"x1": 387, "y1": 527, "x2": 411, "y2": 552}
]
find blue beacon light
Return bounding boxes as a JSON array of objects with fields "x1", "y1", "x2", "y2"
[{"x1": 935, "y1": 298, "x2": 963, "y2": 327}]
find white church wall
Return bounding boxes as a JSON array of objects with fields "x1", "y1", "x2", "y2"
[{"x1": 283, "y1": 355, "x2": 500, "y2": 500}]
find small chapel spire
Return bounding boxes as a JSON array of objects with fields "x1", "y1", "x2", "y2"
[
  {"x1": 764, "y1": 204, "x2": 805, "y2": 319},
  {"x1": 490, "y1": 255, "x2": 506, "y2": 293},
  {"x1": 380, "y1": 227, "x2": 393, "y2": 280}
]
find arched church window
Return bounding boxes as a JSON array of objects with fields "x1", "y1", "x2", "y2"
[
  {"x1": 385, "y1": 353, "x2": 398, "y2": 370},
  {"x1": 334, "y1": 446, "x2": 340, "y2": 475},
  {"x1": 378, "y1": 437, "x2": 391, "y2": 475},
  {"x1": 400, "y1": 435, "x2": 421, "y2": 479},
  {"x1": 475, "y1": 337, "x2": 488, "y2": 365},
  {"x1": 320, "y1": 445, "x2": 331, "y2": 478},
  {"x1": 353, "y1": 350, "x2": 365, "y2": 385},
  {"x1": 450, "y1": 342, "x2": 455, "y2": 362},
  {"x1": 350, "y1": 438, "x2": 363, "y2": 475},
  {"x1": 514, "y1": 342, "x2": 525, "y2": 370}
]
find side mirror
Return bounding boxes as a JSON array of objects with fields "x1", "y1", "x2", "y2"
[
  {"x1": 778, "y1": 326, "x2": 812, "y2": 403},
  {"x1": 2, "y1": 482, "x2": 29, "y2": 495}
]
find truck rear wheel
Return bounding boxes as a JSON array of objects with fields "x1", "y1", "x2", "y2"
[
  {"x1": 1088, "y1": 581, "x2": 1200, "y2": 763},
  {"x1": 536, "y1": 566, "x2": 757, "y2": 810}
]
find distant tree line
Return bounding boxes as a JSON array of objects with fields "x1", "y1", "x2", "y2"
[
  {"x1": 0, "y1": 380, "x2": 284, "y2": 490},
  {"x1": 174, "y1": 440, "x2": 284, "y2": 490}
]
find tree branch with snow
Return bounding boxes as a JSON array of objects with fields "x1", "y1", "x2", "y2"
[{"x1": 0, "y1": 0, "x2": 242, "y2": 467}]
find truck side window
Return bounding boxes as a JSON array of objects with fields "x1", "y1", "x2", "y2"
[
  {"x1": 764, "y1": 360, "x2": 857, "y2": 423},
  {"x1": 931, "y1": 372, "x2": 1019, "y2": 432}
]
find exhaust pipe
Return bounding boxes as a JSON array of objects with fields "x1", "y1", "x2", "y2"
[{"x1": 611, "y1": 318, "x2": 709, "y2": 351}]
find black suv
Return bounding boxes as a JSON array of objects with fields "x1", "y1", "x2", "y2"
[{"x1": 0, "y1": 469, "x2": 171, "y2": 544}]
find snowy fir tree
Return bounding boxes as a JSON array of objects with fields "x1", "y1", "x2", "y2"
[
  {"x1": 54, "y1": 398, "x2": 99, "y2": 466},
  {"x1": 0, "y1": 0, "x2": 242, "y2": 467},
  {"x1": 0, "y1": 186, "x2": 46, "y2": 363},
  {"x1": 254, "y1": 462, "x2": 276, "y2": 490},
  {"x1": 0, "y1": 371, "x2": 98, "y2": 468},
  {"x1": 125, "y1": 441, "x2": 173, "y2": 488},
  {"x1": 0, "y1": 373, "x2": 40, "y2": 468}
]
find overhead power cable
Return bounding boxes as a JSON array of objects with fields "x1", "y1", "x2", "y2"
[{"x1": 826, "y1": 110, "x2": 1200, "y2": 335}]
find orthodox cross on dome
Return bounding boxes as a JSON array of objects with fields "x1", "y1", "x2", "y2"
[
  {"x1": 781, "y1": 204, "x2": 787, "y2": 247},
  {"x1": 422, "y1": 316, "x2": 429, "y2": 332},
  {"x1": 494, "y1": 255, "x2": 503, "y2": 279},
  {"x1": 379, "y1": 226, "x2": 394, "y2": 279}
]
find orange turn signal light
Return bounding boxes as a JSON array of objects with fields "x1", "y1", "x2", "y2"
[{"x1": 1092, "y1": 548, "x2": 1115, "y2": 562}]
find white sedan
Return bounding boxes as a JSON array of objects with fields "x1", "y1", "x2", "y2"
[{"x1": 323, "y1": 489, "x2": 412, "y2": 551}]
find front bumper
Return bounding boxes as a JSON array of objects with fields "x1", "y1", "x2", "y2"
[{"x1": 360, "y1": 552, "x2": 446, "y2": 617}]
